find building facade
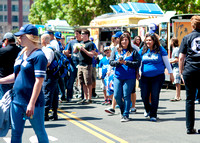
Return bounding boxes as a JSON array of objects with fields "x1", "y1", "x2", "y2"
[{"x1": 0, "y1": 0, "x2": 33, "y2": 38}]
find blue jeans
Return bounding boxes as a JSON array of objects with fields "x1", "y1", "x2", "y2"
[
  {"x1": 66, "y1": 64, "x2": 77, "y2": 100},
  {"x1": 0, "y1": 83, "x2": 13, "y2": 100},
  {"x1": 43, "y1": 74, "x2": 59, "y2": 116},
  {"x1": 183, "y1": 74, "x2": 200, "y2": 130},
  {"x1": 114, "y1": 77, "x2": 135, "y2": 118},
  {"x1": 10, "y1": 102, "x2": 49, "y2": 143},
  {"x1": 140, "y1": 73, "x2": 165, "y2": 118},
  {"x1": 58, "y1": 77, "x2": 66, "y2": 100}
]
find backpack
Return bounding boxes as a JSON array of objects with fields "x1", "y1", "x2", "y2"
[
  {"x1": 0, "y1": 89, "x2": 13, "y2": 137},
  {"x1": 47, "y1": 47, "x2": 70, "y2": 78}
]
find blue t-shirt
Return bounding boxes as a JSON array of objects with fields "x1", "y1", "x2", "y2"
[
  {"x1": 65, "y1": 39, "x2": 81, "y2": 66},
  {"x1": 92, "y1": 43, "x2": 99, "y2": 67},
  {"x1": 58, "y1": 41, "x2": 64, "y2": 52},
  {"x1": 99, "y1": 56, "x2": 110, "y2": 79},
  {"x1": 139, "y1": 46, "x2": 167, "y2": 77},
  {"x1": 13, "y1": 49, "x2": 48, "y2": 107},
  {"x1": 114, "y1": 49, "x2": 136, "y2": 79}
]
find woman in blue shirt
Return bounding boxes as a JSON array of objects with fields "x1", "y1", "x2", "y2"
[
  {"x1": 110, "y1": 33, "x2": 141, "y2": 122},
  {"x1": 139, "y1": 33, "x2": 174, "y2": 122},
  {"x1": 0, "y1": 24, "x2": 49, "y2": 142}
]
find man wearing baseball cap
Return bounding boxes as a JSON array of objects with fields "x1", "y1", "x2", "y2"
[
  {"x1": 0, "y1": 32, "x2": 21, "y2": 99},
  {"x1": 148, "y1": 23, "x2": 157, "y2": 34},
  {"x1": 54, "y1": 32, "x2": 64, "y2": 52},
  {"x1": 46, "y1": 30, "x2": 60, "y2": 51}
]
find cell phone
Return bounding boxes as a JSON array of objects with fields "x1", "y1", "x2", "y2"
[
  {"x1": 22, "y1": 113, "x2": 33, "y2": 120},
  {"x1": 119, "y1": 56, "x2": 123, "y2": 61}
]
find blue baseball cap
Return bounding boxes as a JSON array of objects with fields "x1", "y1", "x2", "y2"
[
  {"x1": 45, "y1": 31, "x2": 54, "y2": 35},
  {"x1": 90, "y1": 37, "x2": 94, "y2": 41},
  {"x1": 112, "y1": 31, "x2": 123, "y2": 38},
  {"x1": 148, "y1": 23, "x2": 157, "y2": 34},
  {"x1": 14, "y1": 24, "x2": 38, "y2": 36},
  {"x1": 54, "y1": 32, "x2": 62, "y2": 39}
]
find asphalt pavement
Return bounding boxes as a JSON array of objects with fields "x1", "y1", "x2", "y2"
[{"x1": 1, "y1": 79, "x2": 200, "y2": 143}]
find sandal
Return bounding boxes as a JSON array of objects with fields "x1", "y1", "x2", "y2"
[{"x1": 170, "y1": 98, "x2": 181, "y2": 102}]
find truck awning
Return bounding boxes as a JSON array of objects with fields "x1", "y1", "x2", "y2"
[{"x1": 110, "y1": 2, "x2": 164, "y2": 15}]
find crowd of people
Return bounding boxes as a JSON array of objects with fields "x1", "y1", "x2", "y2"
[{"x1": 1, "y1": 15, "x2": 200, "y2": 142}]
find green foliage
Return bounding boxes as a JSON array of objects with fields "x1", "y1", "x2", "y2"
[
  {"x1": 29, "y1": 0, "x2": 118, "y2": 26},
  {"x1": 155, "y1": 0, "x2": 200, "y2": 14},
  {"x1": 11, "y1": 28, "x2": 19, "y2": 34}
]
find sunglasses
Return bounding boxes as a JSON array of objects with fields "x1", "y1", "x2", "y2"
[{"x1": 81, "y1": 33, "x2": 87, "y2": 35}]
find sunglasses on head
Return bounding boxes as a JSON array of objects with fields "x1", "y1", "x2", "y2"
[{"x1": 81, "y1": 33, "x2": 87, "y2": 35}]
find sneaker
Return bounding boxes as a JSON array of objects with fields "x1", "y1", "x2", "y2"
[
  {"x1": 195, "y1": 100, "x2": 200, "y2": 104},
  {"x1": 86, "y1": 99, "x2": 93, "y2": 104},
  {"x1": 49, "y1": 115, "x2": 58, "y2": 121},
  {"x1": 130, "y1": 107, "x2": 137, "y2": 113},
  {"x1": 115, "y1": 105, "x2": 120, "y2": 108},
  {"x1": 101, "y1": 100, "x2": 107, "y2": 105},
  {"x1": 105, "y1": 107, "x2": 115, "y2": 114},
  {"x1": 105, "y1": 100, "x2": 112, "y2": 105},
  {"x1": 44, "y1": 116, "x2": 49, "y2": 121},
  {"x1": 77, "y1": 99, "x2": 86, "y2": 104},
  {"x1": 144, "y1": 111, "x2": 150, "y2": 117},
  {"x1": 121, "y1": 116, "x2": 130, "y2": 122},
  {"x1": 150, "y1": 117, "x2": 157, "y2": 122},
  {"x1": 187, "y1": 129, "x2": 196, "y2": 134},
  {"x1": 92, "y1": 92, "x2": 97, "y2": 98}
]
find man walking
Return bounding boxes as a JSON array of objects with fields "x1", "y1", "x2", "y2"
[
  {"x1": 179, "y1": 15, "x2": 200, "y2": 134},
  {"x1": 0, "y1": 32, "x2": 21, "y2": 99}
]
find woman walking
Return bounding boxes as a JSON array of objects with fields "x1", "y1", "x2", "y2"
[
  {"x1": 109, "y1": 33, "x2": 141, "y2": 122},
  {"x1": 0, "y1": 24, "x2": 49, "y2": 142},
  {"x1": 139, "y1": 33, "x2": 174, "y2": 122}
]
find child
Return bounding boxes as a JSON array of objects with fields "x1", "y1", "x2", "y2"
[{"x1": 99, "y1": 46, "x2": 112, "y2": 105}]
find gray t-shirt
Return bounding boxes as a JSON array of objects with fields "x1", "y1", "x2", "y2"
[{"x1": 171, "y1": 47, "x2": 179, "y2": 68}]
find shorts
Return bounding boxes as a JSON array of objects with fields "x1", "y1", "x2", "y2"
[
  {"x1": 92, "y1": 67, "x2": 96, "y2": 82},
  {"x1": 173, "y1": 68, "x2": 181, "y2": 84},
  {"x1": 131, "y1": 79, "x2": 136, "y2": 93},
  {"x1": 131, "y1": 86, "x2": 136, "y2": 94},
  {"x1": 101, "y1": 79, "x2": 106, "y2": 90},
  {"x1": 78, "y1": 65, "x2": 92, "y2": 86}
]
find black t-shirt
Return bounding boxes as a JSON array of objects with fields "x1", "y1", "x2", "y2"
[
  {"x1": 67, "y1": 39, "x2": 81, "y2": 66},
  {"x1": 0, "y1": 44, "x2": 21, "y2": 77},
  {"x1": 179, "y1": 30, "x2": 200, "y2": 75},
  {"x1": 78, "y1": 40, "x2": 94, "y2": 66}
]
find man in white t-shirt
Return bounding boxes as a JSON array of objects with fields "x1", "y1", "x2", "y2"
[
  {"x1": 46, "y1": 31, "x2": 60, "y2": 51},
  {"x1": 41, "y1": 34, "x2": 59, "y2": 121}
]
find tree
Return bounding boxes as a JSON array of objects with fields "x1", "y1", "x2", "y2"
[
  {"x1": 155, "y1": 0, "x2": 200, "y2": 14},
  {"x1": 29, "y1": 0, "x2": 118, "y2": 26}
]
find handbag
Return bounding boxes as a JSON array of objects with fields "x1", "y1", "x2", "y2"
[{"x1": 0, "y1": 89, "x2": 13, "y2": 137}]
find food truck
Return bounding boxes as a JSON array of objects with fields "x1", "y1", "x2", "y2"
[
  {"x1": 35, "y1": 18, "x2": 74, "y2": 43},
  {"x1": 83, "y1": 2, "x2": 164, "y2": 52}
]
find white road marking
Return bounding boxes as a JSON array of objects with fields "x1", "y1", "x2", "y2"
[
  {"x1": 3, "y1": 135, "x2": 58, "y2": 143},
  {"x1": 29, "y1": 135, "x2": 58, "y2": 143},
  {"x1": 3, "y1": 137, "x2": 11, "y2": 143}
]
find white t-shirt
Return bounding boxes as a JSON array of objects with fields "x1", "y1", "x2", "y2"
[
  {"x1": 50, "y1": 39, "x2": 60, "y2": 51},
  {"x1": 42, "y1": 44, "x2": 54, "y2": 64},
  {"x1": 131, "y1": 43, "x2": 140, "y2": 52}
]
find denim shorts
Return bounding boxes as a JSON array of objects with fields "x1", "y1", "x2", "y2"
[{"x1": 173, "y1": 68, "x2": 181, "y2": 84}]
